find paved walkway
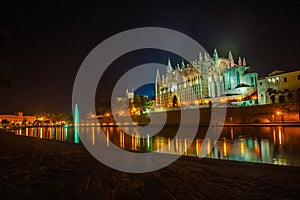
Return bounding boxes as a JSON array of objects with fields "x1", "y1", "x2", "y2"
[{"x1": 0, "y1": 131, "x2": 300, "y2": 199}]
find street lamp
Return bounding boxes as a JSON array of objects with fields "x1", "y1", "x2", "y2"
[{"x1": 276, "y1": 111, "x2": 284, "y2": 123}]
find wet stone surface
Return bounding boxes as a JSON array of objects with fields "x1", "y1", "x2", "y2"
[{"x1": 0, "y1": 131, "x2": 300, "y2": 199}]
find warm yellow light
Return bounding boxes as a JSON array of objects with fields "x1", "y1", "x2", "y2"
[
  {"x1": 223, "y1": 141, "x2": 227, "y2": 156},
  {"x1": 207, "y1": 140, "x2": 211, "y2": 157},
  {"x1": 220, "y1": 98, "x2": 227, "y2": 102},
  {"x1": 92, "y1": 127, "x2": 95, "y2": 145},
  {"x1": 240, "y1": 142, "x2": 244, "y2": 155},
  {"x1": 273, "y1": 128, "x2": 276, "y2": 144},
  {"x1": 276, "y1": 111, "x2": 282, "y2": 115},
  {"x1": 237, "y1": 97, "x2": 242, "y2": 101},
  {"x1": 196, "y1": 139, "x2": 200, "y2": 155},
  {"x1": 279, "y1": 127, "x2": 282, "y2": 145}
]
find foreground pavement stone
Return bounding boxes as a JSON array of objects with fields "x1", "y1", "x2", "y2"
[{"x1": 0, "y1": 131, "x2": 300, "y2": 199}]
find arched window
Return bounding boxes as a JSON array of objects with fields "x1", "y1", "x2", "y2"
[
  {"x1": 279, "y1": 95, "x2": 285, "y2": 103},
  {"x1": 270, "y1": 95, "x2": 275, "y2": 103}
]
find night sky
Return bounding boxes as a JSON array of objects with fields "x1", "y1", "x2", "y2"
[{"x1": 0, "y1": 0, "x2": 300, "y2": 114}]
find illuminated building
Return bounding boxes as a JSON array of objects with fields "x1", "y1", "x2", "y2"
[
  {"x1": 0, "y1": 112, "x2": 36, "y2": 124},
  {"x1": 155, "y1": 50, "x2": 258, "y2": 107},
  {"x1": 125, "y1": 88, "x2": 134, "y2": 99},
  {"x1": 257, "y1": 69, "x2": 300, "y2": 104}
]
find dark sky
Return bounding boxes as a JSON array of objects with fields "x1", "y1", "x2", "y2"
[{"x1": 0, "y1": 0, "x2": 300, "y2": 114}]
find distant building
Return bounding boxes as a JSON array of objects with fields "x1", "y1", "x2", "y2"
[
  {"x1": 115, "y1": 88, "x2": 134, "y2": 103},
  {"x1": 257, "y1": 69, "x2": 300, "y2": 104},
  {"x1": 126, "y1": 88, "x2": 134, "y2": 99},
  {"x1": 155, "y1": 49, "x2": 258, "y2": 107},
  {"x1": 112, "y1": 88, "x2": 135, "y2": 116},
  {"x1": 0, "y1": 112, "x2": 36, "y2": 124}
]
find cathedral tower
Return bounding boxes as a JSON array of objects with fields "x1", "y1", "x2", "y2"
[{"x1": 155, "y1": 69, "x2": 161, "y2": 106}]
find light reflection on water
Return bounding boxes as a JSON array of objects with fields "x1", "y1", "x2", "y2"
[
  {"x1": 12, "y1": 126, "x2": 300, "y2": 167},
  {"x1": 15, "y1": 126, "x2": 77, "y2": 143}
]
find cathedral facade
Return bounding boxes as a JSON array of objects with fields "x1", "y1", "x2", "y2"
[{"x1": 155, "y1": 50, "x2": 258, "y2": 107}]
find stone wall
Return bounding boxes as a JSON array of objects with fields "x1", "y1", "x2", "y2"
[
  {"x1": 99, "y1": 103, "x2": 300, "y2": 125},
  {"x1": 224, "y1": 103, "x2": 300, "y2": 123},
  {"x1": 150, "y1": 103, "x2": 300, "y2": 125}
]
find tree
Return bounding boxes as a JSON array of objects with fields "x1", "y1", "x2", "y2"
[
  {"x1": 141, "y1": 96, "x2": 148, "y2": 111},
  {"x1": 145, "y1": 98, "x2": 153, "y2": 109},
  {"x1": 1, "y1": 119, "x2": 10, "y2": 125},
  {"x1": 133, "y1": 96, "x2": 142, "y2": 109},
  {"x1": 57, "y1": 113, "x2": 70, "y2": 122},
  {"x1": 22, "y1": 119, "x2": 27, "y2": 125},
  {"x1": 130, "y1": 96, "x2": 153, "y2": 113},
  {"x1": 96, "y1": 100, "x2": 111, "y2": 115},
  {"x1": 35, "y1": 112, "x2": 72, "y2": 124},
  {"x1": 172, "y1": 95, "x2": 178, "y2": 107}
]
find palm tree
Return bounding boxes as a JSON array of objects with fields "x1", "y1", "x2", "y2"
[{"x1": 1, "y1": 119, "x2": 10, "y2": 126}]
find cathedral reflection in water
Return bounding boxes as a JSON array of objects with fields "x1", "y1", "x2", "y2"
[{"x1": 13, "y1": 125, "x2": 299, "y2": 167}]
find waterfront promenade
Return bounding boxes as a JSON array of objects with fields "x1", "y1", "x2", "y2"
[{"x1": 1, "y1": 130, "x2": 300, "y2": 199}]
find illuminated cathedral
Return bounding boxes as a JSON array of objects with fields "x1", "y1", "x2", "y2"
[{"x1": 155, "y1": 50, "x2": 258, "y2": 107}]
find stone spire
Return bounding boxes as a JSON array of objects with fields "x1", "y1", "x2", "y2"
[
  {"x1": 228, "y1": 51, "x2": 233, "y2": 60},
  {"x1": 238, "y1": 56, "x2": 242, "y2": 66},
  {"x1": 167, "y1": 58, "x2": 172, "y2": 72},
  {"x1": 155, "y1": 69, "x2": 161, "y2": 84},
  {"x1": 155, "y1": 69, "x2": 161, "y2": 106},
  {"x1": 181, "y1": 59, "x2": 185, "y2": 68},
  {"x1": 228, "y1": 51, "x2": 234, "y2": 67},
  {"x1": 204, "y1": 52, "x2": 210, "y2": 60},
  {"x1": 198, "y1": 52, "x2": 203, "y2": 63},
  {"x1": 213, "y1": 49, "x2": 218, "y2": 64},
  {"x1": 243, "y1": 57, "x2": 247, "y2": 66}
]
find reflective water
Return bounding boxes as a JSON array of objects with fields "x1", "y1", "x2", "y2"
[
  {"x1": 13, "y1": 126, "x2": 78, "y2": 143},
  {"x1": 12, "y1": 125, "x2": 300, "y2": 167}
]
